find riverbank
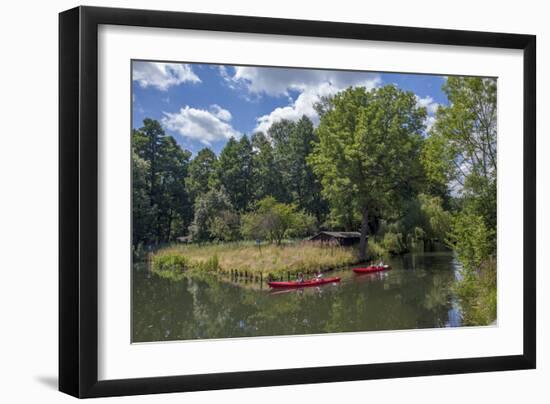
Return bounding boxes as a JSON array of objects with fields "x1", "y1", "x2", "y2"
[
  {"x1": 150, "y1": 240, "x2": 386, "y2": 282},
  {"x1": 133, "y1": 251, "x2": 462, "y2": 341},
  {"x1": 453, "y1": 256, "x2": 497, "y2": 326}
]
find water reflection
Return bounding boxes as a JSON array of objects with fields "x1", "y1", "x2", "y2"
[{"x1": 132, "y1": 252, "x2": 462, "y2": 342}]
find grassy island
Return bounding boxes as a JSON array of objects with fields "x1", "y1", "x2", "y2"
[{"x1": 150, "y1": 241, "x2": 386, "y2": 282}]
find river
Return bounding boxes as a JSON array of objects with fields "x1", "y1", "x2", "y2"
[{"x1": 132, "y1": 251, "x2": 463, "y2": 342}]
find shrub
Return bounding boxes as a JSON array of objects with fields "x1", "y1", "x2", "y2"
[
  {"x1": 382, "y1": 232, "x2": 406, "y2": 255},
  {"x1": 454, "y1": 257, "x2": 496, "y2": 325},
  {"x1": 450, "y1": 213, "x2": 495, "y2": 272},
  {"x1": 152, "y1": 253, "x2": 190, "y2": 277}
]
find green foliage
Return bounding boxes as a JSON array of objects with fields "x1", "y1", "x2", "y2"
[
  {"x1": 185, "y1": 147, "x2": 217, "y2": 204},
  {"x1": 241, "y1": 197, "x2": 316, "y2": 244},
  {"x1": 422, "y1": 77, "x2": 497, "y2": 227},
  {"x1": 453, "y1": 257, "x2": 497, "y2": 325},
  {"x1": 421, "y1": 77, "x2": 498, "y2": 326},
  {"x1": 215, "y1": 136, "x2": 255, "y2": 211},
  {"x1": 151, "y1": 251, "x2": 220, "y2": 280},
  {"x1": 194, "y1": 255, "x2": 220, "y2": 272},
  {"x1": 208, "y1": 210, "x2": 241, "y2": 242},
  {"x1": 450, "y1": 213, "x2": 495, "y2": 272},
  {"x1": 132, "y1": 119, "x2": 192, "y2": 244},
  {"x1": 382, "y1": 232, "x2": 406, "y2": 255},
  {"x1": 151, "y1": 253, "x2": 191, "y2": 281},
  {"x1": 449, "y1": 212, "x2": 496, "y2": 326},
  {"x1": 309, "y1": 85, "x2": 427, "y2": 259},
  {"x1": 418, "y1": 194, "x2": 453, "y2": 242},
  {"x1": 251, "y1": 132, "x2": 285, "y2": 202},
  {"x1": 132, "y1": 151, "x2": 155, "y2": 245},
  {"x1": 267, "y1": 117, "x2": 328, "y2": 222},
  {"x1": 189, "y1": 187, "x2": 238, "y2": 242},
  {"x1": 393, "y1": 194, "x2": 452, "y2": 251}
]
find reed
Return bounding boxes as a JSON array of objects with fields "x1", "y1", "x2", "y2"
[{"x1": 150, "y1": 240, "x2": 381, "y2": 279}]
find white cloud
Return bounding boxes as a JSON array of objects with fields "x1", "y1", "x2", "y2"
[
  {"x1": 209, "y1": 104, "x2": 232, "y2": 122},
  {"x1": 162, "y1": 106, "x2": 240, "y2": 146},
  {"x1": 133, "y1": 62, "x2": 201, "y2": 91},
  {"x1": 227, "y1": 66, "x2": 380, "y2": 97},
  {"x1": 416, "y1": 95, "x2": 440, "y2": 132},
  {"x1": 255, "y1": 82, "x2": 335, "y2": 133},
  {"x1": 425, "y1": 115, "x2": 437, "y2": 132},
  {"x1": 222, "y1": 66, "x2": 381, "y2": 132},
  {"x1": 416, "y1": 95, "x2": 439, "y2": 115},
  {"x1": 255, "y1": 78, "x2": 381, "y2": 133}
]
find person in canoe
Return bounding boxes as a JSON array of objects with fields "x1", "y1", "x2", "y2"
[
  {"x1": 314, "y1": 270, "x2": 323, "y2": 280},
  {"x1": 297, "y1": 272, "x2": 304, "y2": 283}
]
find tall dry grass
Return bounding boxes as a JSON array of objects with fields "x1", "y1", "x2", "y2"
[{"x1": 151, "y1": 240, "x2": 366, "y2": 277}]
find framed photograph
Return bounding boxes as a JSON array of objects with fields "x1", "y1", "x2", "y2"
[{"x1": 59, "y1": 6, "x2": 536, "y2": 398}]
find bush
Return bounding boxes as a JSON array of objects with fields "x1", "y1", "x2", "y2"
[
  {"x1": 382, "y1": 232, "x2": 406, "y2": 255},
  {"x1": 366, "y1": 240, "x2": 386, "y2": 259},
  {"x1": 450, "y1": 213, "x2": 495, "y2": 272},
  {"x1": 454, "y1": 257, "x2": 496, "y2": 325},
  {"x1": 151, "y1": 253, "x2": 191, "y2": 277}
]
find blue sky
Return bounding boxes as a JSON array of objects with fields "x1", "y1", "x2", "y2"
[{"x1": 132, "y1": 61, "x2": 448, "y2": 155}]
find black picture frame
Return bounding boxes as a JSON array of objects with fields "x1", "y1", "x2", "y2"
[{"x1": 59, "y1": 5, "x2": 536, "y2": 398}]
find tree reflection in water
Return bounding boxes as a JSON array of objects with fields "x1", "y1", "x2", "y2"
[{"x1": 132, "y1": 252, "x2": 463, "y2": 342}]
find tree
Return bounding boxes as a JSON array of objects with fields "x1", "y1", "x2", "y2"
[
  {"x1": 267, "y1": 119, "x2": 296, "y2": 203},
  {"x1": 420, "y1": 78, "x2": 497, "y2": 324},
  {"x1": 188, "y1": 187, "x2": 237, "y2": 242},
  {"x1": 132, "y1": 118, "x2": 192, "y2": 243},
  {"x1": 132, "y1": 119, "x2": 165, "y2": 199},
  {"x1": 208, "y1": 210, "x2": 241, "y2": 242},
  {"x1": 215, "y1": 136, "x2": 255, "y2": 211},
  {"x1": 287, "y1": 116, "x2": 328, "y2": 222},
  {"x1": 186, "y1": 147, "x2": 217, "y2": 204},
  {"x1": 266, "y1": 117, "x2": 328, "y2": 222},
  {"x1": 156, "y1": 136, "x2": 192, "y2": 240},
  {"x1": 241, "y1": 197, "x2": 316, "y2": 245},
  {"x1": 396, "y1": 194, "x2": 452, "y2": 251},
  {"x1": 422, "y1": 77, "x2": 497, "y2": 231},
  {"x1": 251, "y1": 132, "x2": 283, "y2": 201},
  {"x1": 309, "y1": 85, "x2": 427, "y2": 260},
  {"x1": 132, "y1": 151, "x2": 154, "y2": 245},
  {"x1": 449, "y1": 212, "x2": 495, "y2": 272}
]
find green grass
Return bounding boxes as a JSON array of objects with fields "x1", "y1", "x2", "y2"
[{"x1": 150, "y1": 240, "x2": 385, "y2": 281}]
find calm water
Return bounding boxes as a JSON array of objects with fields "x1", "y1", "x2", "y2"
[{"x1": 132, "y1": 252, "x2": 463, "y2": 342}]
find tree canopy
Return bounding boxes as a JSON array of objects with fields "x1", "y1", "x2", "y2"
[{"x1": 309, "y1": 85, "x2": 427, "y2": 259}]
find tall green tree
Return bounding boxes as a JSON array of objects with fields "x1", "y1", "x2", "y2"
[
  {"x1": 156, "y1": 136, "x2": 192, "y2": 240},
  {"x1": 132, "y1": 118, "x2": 192, "y2": 244},
  {"x1": 422, "y1": 77, "x2": 497, "y2": 231},
  {"x1": 186, "y1": 147, "x2": 217, "y2": 204},
  {"x1": 215, "y1": 135, "x2": 255, "y2": 211},
  {"x1": 132, "y1": 151, "x2": 154, "y2": 245},
  {"x1": 287, "y1": 116, "x2": 328, "y2": 222},
  {"x1": 422, "y1": 77, "x2": 497, "y2": 325},
  {"x1": 267, "y1": 119, "x2": 295, "y2": 203},
  {"x1": 309, "y1": 85, "x2": 426, "y2": 260},
  {"x1": 251, "y1": 132, "x2": 283, "y2": 201},
  {"x1": 266, "y1": 117, "x2": 328, "y2": 222}
]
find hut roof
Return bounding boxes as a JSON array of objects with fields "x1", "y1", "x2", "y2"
[{"x1": 311, "y1": 231, "x2": 361, "y2": 239}]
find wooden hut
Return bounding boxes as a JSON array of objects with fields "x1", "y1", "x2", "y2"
[
  {"x1": 176, "y1": 236, "x2": 191, "y2": 244},
  {"x1": 309, "y1": 231, "x2": 362, "y2": 246}
]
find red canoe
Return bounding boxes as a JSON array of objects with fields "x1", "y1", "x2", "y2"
[
  {"x1": 352, "y1": 265, "x2": 391, "y2": 274},
  {"x1": 268, "y1": 277, "x2": 341, "y2": 288}
]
